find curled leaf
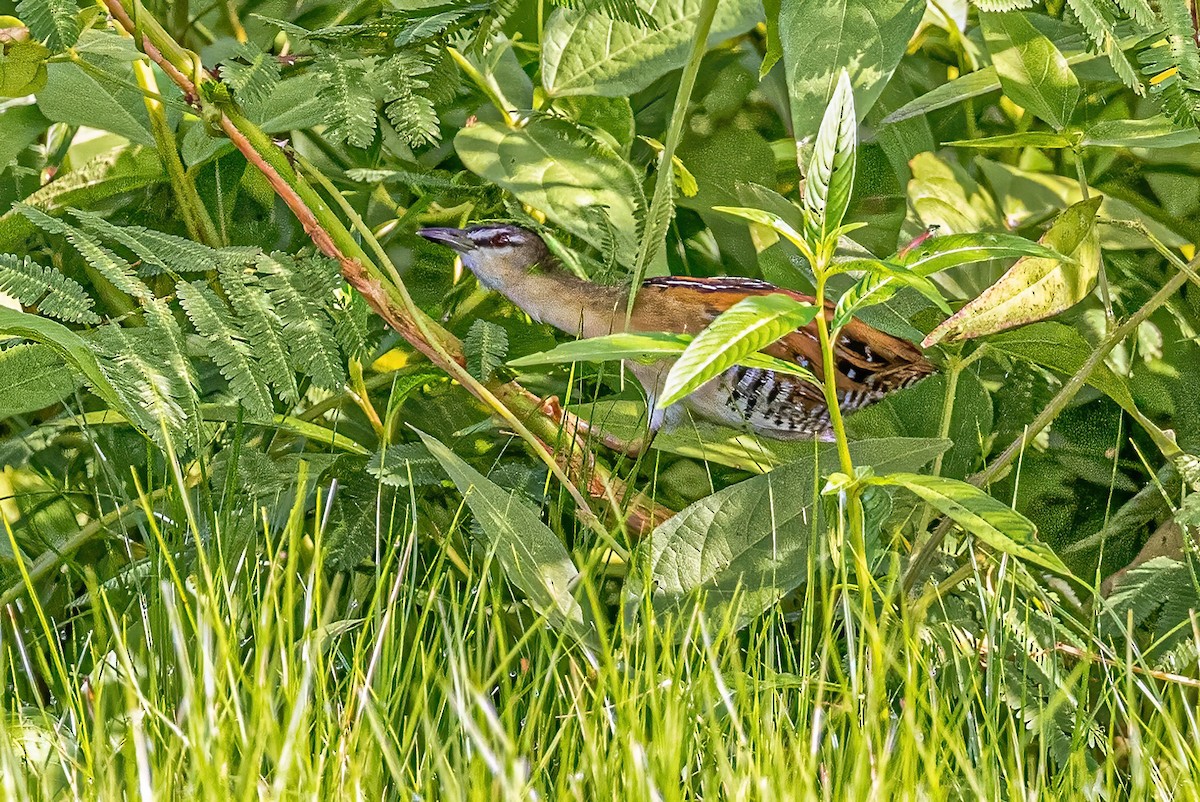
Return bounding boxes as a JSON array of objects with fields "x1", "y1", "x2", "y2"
[{"x1": 923, "y1": 196, "x2": 1103, "y2": 347}]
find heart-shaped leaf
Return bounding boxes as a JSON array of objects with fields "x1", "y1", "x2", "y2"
[
  {"x1": 456, "y1": 117, "x2": 645, "y2": 265},
  {"x1": 639, "y1": 437, "x2": 951, "y2": 631}
]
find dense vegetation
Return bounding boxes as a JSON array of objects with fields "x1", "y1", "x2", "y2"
[{"x1": 1, "y1": 0, "x2": 1199, "y2": 797}]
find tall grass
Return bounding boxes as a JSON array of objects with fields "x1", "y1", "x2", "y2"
[{"x1": 1, "y1": 458, "x2": 1198, "y2": 800}]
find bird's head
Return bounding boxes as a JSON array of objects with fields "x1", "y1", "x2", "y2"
[{"x1": 418, "y1": 224, "x2": 552, "y2": 291}]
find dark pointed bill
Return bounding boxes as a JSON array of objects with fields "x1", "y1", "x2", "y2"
[{"x1": 418, "y1": 227, "x2": 473, "y2": 252}]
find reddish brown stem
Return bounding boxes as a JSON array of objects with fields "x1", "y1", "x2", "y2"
[{"x1": 101, "y1": 0, "x2": 671, "y2": 538}]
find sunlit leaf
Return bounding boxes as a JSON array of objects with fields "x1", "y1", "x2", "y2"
[
  {"x1": 866, "y1": 472, "x2": 1069, "y2": 574},
  {"x1": 541, "y1": 0, "x2": 762, "y2": 97},
  {"x1": 923, "y1": 196, "x2": 1103, "y2": 346},
  {"x1": 803, "y1": 70, "x2": 857, "y2": 239},
  {"x1": 456, "y1": 117, "x2": 645, "y2": 265},
  {"x1": 981, "y1": 11, "x2": 1080, "y2": 130},
  {"x1": 780, "y1": 0, "x2": 925, "y2": 135},
  {"x1": 659, "y1": 294, "x2": 818, "y2": 408},
  {"x1": 511, "y1": 331, "x2": 819, "y2": 384}
]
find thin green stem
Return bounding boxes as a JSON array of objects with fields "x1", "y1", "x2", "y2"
[
  {"x1": 625, "y1": 0, "x2": 719, "y2": 321},
  {"x1": 1073, "y1": 145, "x2": 1113, "y2": 327},
  {"x1": 814, "y1": 274, "x2": 854, "y2": 477},
  {"x1": 131, "y1": 56, "x2": 221, "y2": 246}
]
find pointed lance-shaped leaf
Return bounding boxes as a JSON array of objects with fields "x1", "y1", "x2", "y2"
[
  {"x1": 981, "y1": 11, "x2": 1080, "y2": 131},
  {"x1": 803, "y1": 70, "x2": 856, "y2": 240},
  {"x1": 864, "y1": 472, "x2": 1069, "y2": 574},
  {"x1": 659, "y1": 294, "x2": 818, "y2": 408}
]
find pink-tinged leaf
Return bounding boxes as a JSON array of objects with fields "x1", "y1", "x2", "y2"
[{"x1": 923, "y1": 196, "x2": 1103, "y2": 347}]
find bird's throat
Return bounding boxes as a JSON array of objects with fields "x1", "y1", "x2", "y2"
[{"x1": 495, "y1": 270, "x2": 630, "y2": 339}]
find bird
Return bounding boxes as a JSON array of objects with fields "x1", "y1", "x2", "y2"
[{"x1": 419, "y1": 223, "x2": 935, "y2": 441}]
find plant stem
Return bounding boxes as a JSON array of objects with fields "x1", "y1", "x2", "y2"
[
  {"x1": 625, "y1": 0, "x2": 718, "y2": 320},
  {"x1": 814, "y1": 273, "x2": 854, "y2": 476},
  {"x1": 1072, "y1": 145, "x2": 1113, "y2": 328},
  {"x1": 130, "y1": 54, "x2": 220, "y2": 246},
  {"x1": 101, "y1": 0, "x2": 673, "y2": 538}
]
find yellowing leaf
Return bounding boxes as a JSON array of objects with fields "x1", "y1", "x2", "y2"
[{"x1": 923, "y1": 196, "x2": 1102, "y2": 347}]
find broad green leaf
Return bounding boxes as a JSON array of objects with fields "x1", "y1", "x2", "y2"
[
  {"x1": 944, "y1": 132, "x2": 1074, "y2": 149},
  {"x1": 760, "y1": 0, "x2": 783, "y2": 77},
  {"x1": 509, "y1": 332, "x2": 696, "y2": 367},
  {"x1": 540, "y1": 0, "x2": 763, "y2": 97},
  {"x1": 897, "y1": 232, "x2": 1072, "y2": 275},
  {"x1": 832, "y1": 261, "x2": 948, "y2": 328},
  {"x1": 983, "y1": 322, "x2": 1137, "y2": 413},
  {"x1": 907, "y1": 152, "x2": 1002, "y2": 234},
  {"x1": 803, "y1": 70, "x2": 856, "y2": 239},
  {"x1": 510, "y1": 331, "x2": 818, "y2": 383},
  {"x1": 880, "y1": 38, "x2": 1138, "y2": 125},
  {"x1": 976, "y1": 157, "x2": 1187, "y2": 251},
  {"x1": 556, "y1": 96, "x2": 636, "y2": 156},
  {"x1": 780, "y1": 0, "x2": 925, "y2": 137},
  {"x1": 712, "y1": 205, "x2": 809, "y2": 255},
  {"x1": 845, "y1": 371, "x2": 992, "y2": 481},
  {"x1": 981, "y1": 12, "x2": 1079, "y2": 130},
  {"x1": 0, "y1": 306, "x2": 127, "y2": 422},
  {"x1": 882, "y1": 66, "x2": 1004, "y2": 125},
  {"x1": 659, "y1": 294, "x2": 818, "y2": 408},
  {"x1": 456, "y1": 117, "x2": 645, "y2": 265},
  {"x1": 0, "y1": 39, "x2": 49, "y2": 97},
  {"x1": 1081, "y1": 117, "x2": 1200, "y2": 149},
  {"x1": 924, "y1": 196, "x2": 1103, "y2": 346},
  {"x1": 639, "y1": 437, "x2": 950, "y2": 630},
  {"x1": 36, "y1": 61, "x2": 156, "y2": 146},
  {"x1": 0, "y1": 344, "x2": 82, "y2": 417},
  {"x1": 416, "y1": 430, "x2": 590, "y2": 637},
  {"x1": 0, "y1": 104, "x2": 50, "y2": 169},
  {"x1": 866, "y1": 472, "x2": 1069, "y2": 574}
]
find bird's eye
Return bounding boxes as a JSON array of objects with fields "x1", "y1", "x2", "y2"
[{"x1": 491, "y1": 233, "x2": 511, "y2": 247}]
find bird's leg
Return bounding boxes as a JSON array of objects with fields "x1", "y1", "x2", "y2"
[{"x1": 538, "y1": 395, "x2": 652, "y2": 458}]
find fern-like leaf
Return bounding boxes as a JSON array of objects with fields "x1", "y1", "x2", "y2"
[
  {"x1": 177, "y1": 281, "x2": 274, "y2": 420},
  {"x1": 547, "y1": 0, "x2": 656, "y2": 29},
  {"x1": 90, "y1": 324, "x2": 192, "y2": 447},
  {"x1": 219, "y1": 42, "x2": 282, "y2": 110},
  {"x1": 219, "y1": 263, "x2": 300, "y2": 403},
  {"x1": 255, "y1": 253, "x2": 345, "y2": 390},
  {"x1": 19, "y1": 205, "x2": 151, "y2": 300},
  {"x1": 334, "y1": 291, "x2": 375, "y2": 362},
  {"x1": 1066, "y1": 0, "x2": 1147, "y2": 94},
  {"x1": 464, "y1": 319, "x2": 508, "y2": 381},
  {"x1": 0, "y1": 253, "x2": 100, "y2": 323},
  {"x1": 973, "y1": 0, "x2": 1034, "y2": 10},
  {"x1": 1141, "y1": 0, "x2": 1200, "y2": 126},
  {"x1": 316, "y1": 55, "x2": 378, "y2": 149},
  {"x1": 72, "y1": 210, "x2": 238, "y2": 276},
  {"x1": 16, "y1": 0, "x2": 80, "y2": 50}
]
